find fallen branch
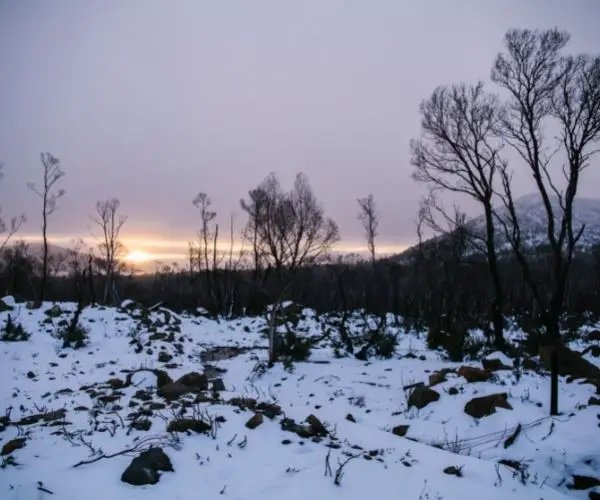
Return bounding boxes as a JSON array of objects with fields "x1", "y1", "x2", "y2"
[
  {"x1": 503, "y1": 423, "x2": 522, "y2": 449},
  {"x1": 72, "y1": 436, "x2": 167, "y2": 468}
]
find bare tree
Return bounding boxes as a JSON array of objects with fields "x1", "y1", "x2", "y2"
[
  {"x1": 491, "y1": 28, "x2": 600, "y2": 415},
  {"x1": 28, "y1": 153, "x2": 65, "y2": 303},
  {"x1": 410, "y1": 82, "x2": 506, "y2": 349},
  {"x1": 357, "y1": 194, "x2": 379, "y2": 264},
  {"x1": 0, "y1": 163, "x2": 26, "y2": 253},
  {"x1": 240, "y1": 172, "x2": 340, "y2": 364},
  {"x1": 192, "y1": 192, "x2": 223, "y2": 311},
  {"x1": 92, "y1": 198, "x2": 127, "y2": 305}
]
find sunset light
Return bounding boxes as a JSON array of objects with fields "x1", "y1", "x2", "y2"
[{"x1": 125, "y1": 250, "x2": 154, "y2": 263}]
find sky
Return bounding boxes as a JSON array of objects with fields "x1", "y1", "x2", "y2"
[{"x1": 1, "y1": 0, "x2": 599, "y2": 264}]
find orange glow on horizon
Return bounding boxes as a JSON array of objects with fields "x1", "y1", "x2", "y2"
[{"x1": 16, "y1": 233, "x2": 411, "y2": 263}]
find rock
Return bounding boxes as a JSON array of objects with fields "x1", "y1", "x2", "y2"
[
  {"x1": 522, "y1": 358, "x2": 539, "y2": 371},
  {"x1": 158, "y1": 351, "x2": 173, "y2": 363},
  {"x1": 133, "y1": 390, "x2": 153, "y2": 401},
  {"x1": 1, "y1": 437, "x2": 26, "y2": 456},
  {"x1": 582, "y1": 345, "x2": 600, "y2": 358},
  {"x1": 346, "y1": 413, "x2": 356, "y2": 423},
  {"x1": 408, "y1": 386, "x2": 440, "y2": 410},
  {"x1": 43, "y1": 409, "x2": 66, "y2": 422},
  {"x1": 281, "y1": 418, "x2": 314, "y2": 438},
  {"x1": 589, "y1": 397, "x2": 600, "y2": 406},
  {"x1": 256, "y1": 402, "x2": 282, "y2": 419},
  {"x1": 392, "y1": 425, "x2": 409, "y2": 437},
  {"x1": 166, "y1": 418, "x2": 211, "y2": 434},
  {"x1": 131, "y1": 419, "x2": 152, "y2": 431},
  {"x1": 429, "y1": 372, "x2": 447, "y2": 386},
  {"x1": 97, "y1": 394, "x2": 121, "y2": 404},
  {"x1": 570, "y1": 475, "x2": 600, "y2": 490},
  {"x1": 45, "y1": 305, "x2": 63, "y2": 318},
  {"x1": 245, "y1": 413, "x2": 264, "y2": 429},
  {"x1": 458, "y1": 366, "x2": 492, "y2": 383},
  {"x1": 482, "y1": 358, "x2": 512, "y2": 371},
  {"x1": 448, "y1": 387, "x2": 459, "y2": 395},
  {"x1": 121, "y1": 447, "x2": 173, "y2": 486},
  {"x1": 306, "y1": 415, "x2": 328, "y2": 436},
  {"x1": 586, "y1": 330, "x2": 600, "y2": 342},
  {"x1": 464, "y1": 393, "x2": 512, "y2": 419},
  {"x1": 0, "y1": 298, "x2": 13, "y2": 312},
  {"x1": 212, "y1": 378, "x2": 226, "y2": 392},
  {"x1": 125, "y1": 369, "x2": 173, "y2": 389},
  {"x1": 200, "y1": 346, "x2": 249, "y2": 362},
  {"x1": 176, "y1": 372, "x2": 208, "y2": 390},
  {"x1": 149, "y1": 333, "x2": 167, "y2": 341},
  {"x1": 148, "y1": 402, "x2": 166, "y2": 410},
  {"x1": 26, "y1": 371, "x2": 36, "y2": 379},
  {"x1": 106, "y1": 378, "x2": 126, "y2": 389},
  {"x1": 589, "y1": 491, "x2": 600, "y2": 500},
  {"x1": 228, "y1": 397, "x2": 257, "y2": 411},
  {"x1": 539, "y1": 343, "x2": 600, "y2": 380},
  {"x1": 157, "y1": 382, "x2": 191, "y2": 400}
]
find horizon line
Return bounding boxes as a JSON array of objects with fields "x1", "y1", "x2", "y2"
[{"x1": 13, "y1": 233, "x2": 412, "y2": 261}]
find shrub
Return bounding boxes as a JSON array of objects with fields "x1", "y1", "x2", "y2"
[
  {"x1": 58, "y1": 321, "x2": 89, "y2": 349},
  {"x1": 57, "y1": 307, "x2": 89, "y2": 349},
  {"x1": 1, "y1": 315, "x2": 30, "y2": 342},
  {"x1": 373, "y1": 332, "x2": 398, "y2": 358}
]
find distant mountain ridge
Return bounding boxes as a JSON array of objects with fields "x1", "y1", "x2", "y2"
[
  {"x1": 468, "y1": 193, "x2": 600, "y2": 252},
  {"x1": 394, "y1": 194, "x2": 600, "y2": 263}
]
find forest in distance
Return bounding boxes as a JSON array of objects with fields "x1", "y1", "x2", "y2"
[{"x1": 1, "y1": 27, "x2": 600, "y2": 417}]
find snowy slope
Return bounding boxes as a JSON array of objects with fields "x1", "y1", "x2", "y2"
[
  {"x1": 469, "y1": 193, "x2": 600, "y2": 252},
  {"x1": 0, "y1": 300, "x2": 599, "y2": 500}
]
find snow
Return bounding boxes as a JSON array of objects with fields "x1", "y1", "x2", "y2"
[{"x1": 1, "y1": 298, "x2": 599, "y2": 499}]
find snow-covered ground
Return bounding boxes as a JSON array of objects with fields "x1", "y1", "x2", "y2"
[{"x1": 1, "y1": 298, "x2": 599, "y2": 500}]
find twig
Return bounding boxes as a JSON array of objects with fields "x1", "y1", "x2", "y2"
[
  {"x1": 334, "y1": 453, "x2": 361, "y2": 486},
  {"x1": 324, "y1": 448, "x2": 332, "y2": 477}
]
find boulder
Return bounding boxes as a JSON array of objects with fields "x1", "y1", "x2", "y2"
[
  {"x1": 1, "y1": 438, "x2": 26, "y2": 456},
  {"x1": 585, "y1": 330, "x2": 600, "y2": 342},
  {"x1": 212, "y1": 378, "x2": 226, "y2": 392},
  {"x1": 255, "y1": 402, "x2": 282, "y2": 419},
  {"x1": 539, "y1": 343, "x2": 600, "y2": 380},
  {"x1": 458, "y1": 366, "x2": 492, "y2": 383},
  {"x1": 408, "y1": 386, "x2": 440, "y2": 410},
  {"x1": 245, "y1": 413, "x2": 264, "y2": 429},
  {"x1": 464, "y1": 393, "x2": 512, "y2": 419},
  {"x1": 428, "y1": 372, "x2": 447, "y2": 387},
  {"x1": 482, "y1": 358, "x2": 512, "y2": 371},
  {"x1": 281, "y1": 418, "x2": 315, "y2": 438},
  {"x1": 157, "y1": 351, "x2": 173, "y2": 363},
  {"x1": 582, "y1": 345, "x2": 600, "y2": 358},
  {"x1": 121, "y1": 447, "x2": 173, "y2": 486},
  {"x1": 176, "y1": 372, "x2": 208, "y2": 390},
  {"x1": 570, "y1": 475, "x2": 600, "y2": 490},
  {"x1": 306, "y1": 415, "x2": 328, "y2": 436},
  {"x1": 392, "y1": 425, "x2": 409, "y2": 437}
]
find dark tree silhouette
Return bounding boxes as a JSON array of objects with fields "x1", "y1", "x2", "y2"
[
  {"x1": 357, "y1": 194, "x2": 379, "y2": 265},
  {"x1": 492, "y1": 28, "x2": 600, "y2": 415},
  {"x1": 411, "y1": 83, "x2": 506, "y2": 349},
  {"x1": 28, "y1": 153, "x2": 65, "y2": 304}
]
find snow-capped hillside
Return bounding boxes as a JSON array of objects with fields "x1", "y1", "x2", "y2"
[
  {"x1": 0, "y1": 298, "x2": 599, "y2": 499},
  {"x1": 469, "y1": 194, "x2": 600, "y2": 252}
]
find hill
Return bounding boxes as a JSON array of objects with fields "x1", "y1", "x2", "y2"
[
  {"x1": 394, "y1": 194, "x2": 600, "y2": 263},
  {"x1": 0, "y1": 298, "x2": 598, "y2": 499}
]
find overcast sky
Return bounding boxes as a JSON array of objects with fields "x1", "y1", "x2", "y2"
[{"x1": 1, "y1": 0, "x2": 599, "y2": 261}]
